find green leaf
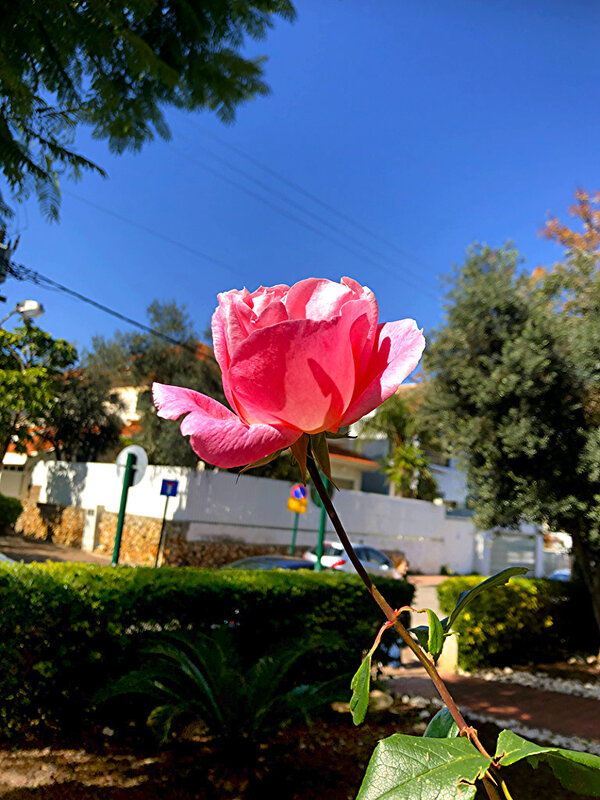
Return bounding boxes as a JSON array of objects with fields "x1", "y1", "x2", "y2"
[
  {"x1": 410, "y1": 625, "x2": 430, "y2": 650},
  {"x1": 356, "y1": 734, "x2": 491, "y2": 800},
  {"x1": 239, "y1": 448, "x2": 285, "y2": 474},
  {"x1": 349, "y1": 654, "x2": 372, "y2": 725},
  {"x1": 325, "y1": 426, "x2": 352, "y2": 439},
  {"x1": 445, "y1": 567, "x2": 529, "y2": 631},
  {"x1": 310, "y1": 432, "x2": 332, "y2": 482},
  {"x1": 496, "y1": 730, "x2": 600, "y2": 796},
  {"x1": 425, "y1": 608, "x2": 444, "y2": 662},
  {"x1": 409, "y1": 609, "x2": 444, "y2": 662},
  {"x1": 424, "y1": 707, "x2": 460, "y2": 739}
]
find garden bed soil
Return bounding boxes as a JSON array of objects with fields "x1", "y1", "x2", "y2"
[{"x1": 0, "y1": 705, "x2": 596, "y2": 799}]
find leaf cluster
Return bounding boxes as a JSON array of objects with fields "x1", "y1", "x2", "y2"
[
  {"x1": 0, "y1": 323, "x2": 77, "y2": 459},
  {"x1": 424, "y1": 244, "x2": 592, "y2": 535},
  {"x1": 101, "y1": 629, "x2": 341, "y2": 745},
  {"x1": 0, "y1": 0, "x2": 296, "y2": 220},
  {"x1": 86, "y1": 299, "x2": 226, "y2": 467},
  {"x1": 437, "y1": 574, "x2": 598, "y2": 671}
]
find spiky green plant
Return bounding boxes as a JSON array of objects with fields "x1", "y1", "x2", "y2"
[{"x1": 100, "y1": 629, "x2": 342, "y2": 745}]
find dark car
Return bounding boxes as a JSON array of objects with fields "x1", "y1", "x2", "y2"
[{"x1": 221, "y1": 555, "x2": 316, "y2": 571}]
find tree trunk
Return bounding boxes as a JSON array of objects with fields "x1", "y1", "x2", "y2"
[{"x1": 571, "y1": 532, "x2": 600, "y2": 644}]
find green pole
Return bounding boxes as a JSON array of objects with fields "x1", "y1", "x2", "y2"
[
  {"x1": 112, "y1": 453, "x2": 135, "y2": 566},
  {"x1": 289, "y1": 511, "x2": 300, "y2": 556},
  {"x1": 154, "y1": 494, "x2": 170, "y2": 568},
  {"x1": 314, "y1": 474, "x2": 329, "y2": 572}
]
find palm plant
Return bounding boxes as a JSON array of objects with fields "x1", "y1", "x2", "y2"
[{"x1": 100, "y1": 629, "x2": 342, "y2": 745}]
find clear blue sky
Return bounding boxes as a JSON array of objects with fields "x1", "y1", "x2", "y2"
[{"x1": 5, "y1": 0, "x2": 600, "y2": 353}]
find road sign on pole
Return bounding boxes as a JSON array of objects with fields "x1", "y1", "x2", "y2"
[
  {"x1": 112, "y1": 445, "x2": 148, "y2": 566},
  {"x1": 287, "y1": 484, "x2": 307, "y2": 556},
  {"x1": 116, "y1": 444, "x2": 148, "y2": 486},
  {"x1": 155, "y1": 479, "x2": 179, "y2": 567}
]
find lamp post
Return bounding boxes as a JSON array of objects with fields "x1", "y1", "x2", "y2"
[{"x1": 0, "y1": 300, "x2": 45, "y2": 327}]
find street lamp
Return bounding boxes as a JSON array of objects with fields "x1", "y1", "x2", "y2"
[{"x1": 0, "y1": 299, "x2": 45, "y2": 326}]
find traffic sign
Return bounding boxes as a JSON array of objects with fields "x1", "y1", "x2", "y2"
[
  {"x1": 161, "y1": 479, "x2": 179, "y2": 497},
  {"x1": 291, "y1": 483, "x2": 307, "y2": 500},
  {"x1": 287, "y1": 496, "x2": 308, "y2": 514},
  {"x1": 116, "y1": 445, "x2": 148, "y2": 487}
]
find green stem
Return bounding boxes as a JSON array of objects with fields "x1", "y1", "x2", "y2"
[{"x1": 307, "y1": 458, "x2": 491, "y2": 760}]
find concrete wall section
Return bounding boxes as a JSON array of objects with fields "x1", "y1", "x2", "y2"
[{"x1": 26, "y1": 460, "x2": 478, "y2": 573}]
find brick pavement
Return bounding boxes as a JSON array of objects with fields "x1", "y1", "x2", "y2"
[{"x1": 386, "y1": 666, "x2": 600, "y2": 741}]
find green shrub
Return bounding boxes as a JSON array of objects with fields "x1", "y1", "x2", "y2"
[
  {"x1": 0, "y1": 562, "x2": 414, "y2": 740},
  {"x1": 101, "y1": 629, "x2": 344, "y2": 745},
  {"x1": 0, "y1": 493, "x2": 23, "y2": 526},
  {"x1": 437, "y1": 576, "x2": 598, "y2": 671}
]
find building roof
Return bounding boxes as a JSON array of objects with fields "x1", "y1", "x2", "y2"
[{"x1": 328, "y1": 443, "x2": 379, "y2": 470}]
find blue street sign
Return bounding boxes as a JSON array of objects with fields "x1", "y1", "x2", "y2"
[
  {"x1": 161, "y1": 479, "x2": 179, "y2": 497},
  {"x1": 291, "y1": 483, "x2": 307, "y2": 500}
]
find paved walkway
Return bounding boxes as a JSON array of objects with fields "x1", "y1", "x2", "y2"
[
  {"x1": 386, "y1": 667, "x2": 600, "y2": 740},
  {"x1": 392, "y1": 575, "x2": 600, "y2": 742},
  {"x1": 0, "y1": 534, "x2": 111, "y2": 565}
]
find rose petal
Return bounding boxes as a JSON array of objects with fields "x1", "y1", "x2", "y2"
[
  {"x1": 210, "y1": 306, "x2": 242, "y2": 416},
  {"x1": 152, "y1": 382, "x2": 300, "y2": 468},
  {"x1": 228, "y1": 316, "x2": 357, "y2": 433},
  {"x1": 339, "y1": 319, "x2": 426, "y2": 426},
  {"x1": 284, "y1": 278, "x2": 355, "y2": 321}
]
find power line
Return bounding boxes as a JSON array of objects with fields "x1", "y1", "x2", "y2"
[
  {"x1": 5, "y1": 259, "x2": 200, "y2": 353},
  {"x1": 64, "y1": 190, "x2": 247, "y2": 281},
  {"x1": 175, "y1": 132, "x2": 433, "y2": 288},
  {"x1": 168, "y1": 144, "x2": 439, "y2": 300},
  {"x1": 180, "y1": 118, "x2": 438, "y2": 274}
]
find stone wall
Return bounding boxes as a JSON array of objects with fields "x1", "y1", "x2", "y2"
[
  {"x1": 162, "y1": 530, "x2": 290, "y2": 568},
  {"x1": 15, "y1": 500, "x2": 402, "y2": 570},
  {"x1": 16, "y1": 499, "x2": 85, "y2": 548},
  {"x1": 15, "y1": 498, "x2": 290, "y2": 567},
  {"x1": 95, "y1": 511, "x2": 190, "y2": 567}
]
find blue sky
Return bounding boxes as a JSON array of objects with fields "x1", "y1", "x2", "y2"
[{"x1": 4, "y1": 0, "x2": 600, "y2": 353}]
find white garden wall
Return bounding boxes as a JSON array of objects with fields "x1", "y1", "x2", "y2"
[{"x1": 29, "y1": 460, "x2": 477, "y2": 573}]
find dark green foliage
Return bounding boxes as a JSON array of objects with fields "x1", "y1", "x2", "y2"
[
  {"x1": 424, "y1": 244, "x2": 600, "y2": 631},
  {"x1": 425, "y1": 245, "x2": 588, "y2": 532},
  {"x1": 102, "y1": 629, "x2": 343, "y2": 744},
  {"x1": 0, "y1": 324, "x2": 77, "y2": 461},
  {"x1": 38, "y1": 370, "x2": 125, "y2": 462},
  {"x1": 495, "y1": 730, "x2": 600, "y2": 796},
  {"x1": 437, "y1": 576, "x2": 599, "y2": 671},
  {"x1": 0, "y1": 0, "x2": 296, "y2": 221},
  {"x1": 88, "y1": 300, "x2": 226, "y2": 467},
  {"x1": 0, "y1": 493, "x2": 23, "y2": 526},
  {"x1": 0, "y1": 562, "x2": 414, "y2": 740}
]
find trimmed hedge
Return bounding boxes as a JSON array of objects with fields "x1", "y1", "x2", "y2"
[
  {"x1": 437, "y1": 576, "x2": 599, "y2": 671},
  {"x1": 0, "y1": 493, "x2": 23, "y2": 526},
  {"x1": 0, "y1": 562, "x2": 414, "y2": 740}
]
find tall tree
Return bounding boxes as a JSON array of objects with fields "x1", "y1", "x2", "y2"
[
  {"x1": 88, "y1": 299, "x2": 226, "y2": 467},
  {"x1": 424, "y1": 243, "x2": 600, "y2": 630},
  {"x1": 360, "y1": 389, "x2": 440, "y2": 500},
  {"x1": 0, "y1": 323, "x2": 77, "y2": 461},
  {"x1": 0, "y1": 0, "x2": 296, "y2": 222},
  {"x1": 38, "y1": 370, "x2": 125, "y2": 462}
]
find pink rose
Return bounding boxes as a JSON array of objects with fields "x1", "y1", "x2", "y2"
[{"x1": 153, "y1": 277, "x2": 425, "y2": 468}]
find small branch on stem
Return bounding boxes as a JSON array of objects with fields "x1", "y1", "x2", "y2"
[{"x1": 306, "y1": 457, "x2": 492, "y2": 761}]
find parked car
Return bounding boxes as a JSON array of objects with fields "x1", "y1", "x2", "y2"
[
  {"x1": 302, "y1": 541, "x2": 399, "y2": 578},
  {"x1": 221, "y1": 555, "x2": 316, "y2": 571},
  {"x1": 547, "y1": 567, "x2": 571, "y2": 582}
]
